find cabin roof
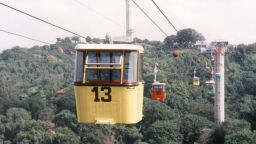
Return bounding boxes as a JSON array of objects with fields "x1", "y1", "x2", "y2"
[{"x1": 75, "y1": 44, "x2": 144, "y2": 53}]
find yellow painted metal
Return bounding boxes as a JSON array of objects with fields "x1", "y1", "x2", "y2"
[{"x1": 74, "y1": 82, "x2": 144, "y2": 124}]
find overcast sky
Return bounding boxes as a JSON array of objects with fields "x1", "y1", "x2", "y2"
[{"x1": 0, "y1": 0, "x2": 256, "y2": 51}]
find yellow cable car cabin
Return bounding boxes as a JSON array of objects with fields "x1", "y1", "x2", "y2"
[
  {"x1": 151, "y1": 82, "x2": 166, "y2": 100},
  {"x1": 193, "y1": 76, "x2": 200, "y2": 86},
  {"x1": 74, "y1": 44, "x2": 144, "y2": 124}
]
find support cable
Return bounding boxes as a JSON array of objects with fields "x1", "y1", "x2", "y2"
[
  {"x1": 151, "y1": 0, "x2": 178, "y2": 33},
  {"x1": 130, "y1": 0, "x2": 168, "y2": 36},
  {"x1": 0, "y1": 2, "x2": 87, "y2": 39},
  {"x1": 72, "y1": 0, "x2": 124, "y2": 29},
  {"x1": 0, "y1": 28, "x2": 51, "y2": 45}
]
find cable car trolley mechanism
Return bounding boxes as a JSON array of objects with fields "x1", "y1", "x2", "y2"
[{"x1": 74, "y1": 44, "x2": 144, "y2": 124}]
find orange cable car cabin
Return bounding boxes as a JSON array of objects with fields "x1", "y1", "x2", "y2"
[
  {"x1": 74, "y1": 44, "x2": 144, "y2": 124},
  {"x1": 151, "y1": 82, "x2": 166, "y2": 100}
]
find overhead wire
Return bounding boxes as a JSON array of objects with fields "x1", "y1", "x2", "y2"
[
  {"x1": 72, "y1": 0, "x2": 124, "y2": 29},
  {"x1": 151, "y1": 0, "x2": 178, "y2": 33},
  {"x1": 0, "y1": 28, "x2": 51, "y2": 45},
  {"x1": 0, "y1": 2, "x2": 87, "y2": 39},
  {"x1": 130, "y1": 0, "x2": 168, "y2": 36}
]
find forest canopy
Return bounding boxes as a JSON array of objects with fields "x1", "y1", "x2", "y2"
[{"x1": 1, "y1": 28, "x2": 256, "y2": 143}]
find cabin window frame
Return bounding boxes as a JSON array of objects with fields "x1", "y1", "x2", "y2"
[
  {"x1": 78, "y1": 50, "x2": 140, "y2": 84},
  {"x1": 152, "y1": 84, "x2": 166, "y2": 92},
  {"x1": 74, "y1": 50, "x2": 84, "y2": 83}
]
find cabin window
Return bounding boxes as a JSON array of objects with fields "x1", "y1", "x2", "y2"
[
  {"x1": 152, "y1": 85, "x2": 165, "y2": 92},
  {"x1": 74, "y1": 51, "x2": 84, "y2": 82},
  {"x1": 86, "y1": 69, "x2": 121, "y2": 83},
  {"x1": 86, "y1": 51, "x2": 122, "y2": 65},
  {"x1": 138, "y1": 54, "x2": 143, "y2": 82},
  {"x1": 78, "y1": 50, "x2": 140, "y2": 84},
  {"x1": 85, "y1": 51, "x2": 122, "y2": 83},
  {"x1": 123, "y1": 51, "x2": 138, "y2": 83}
]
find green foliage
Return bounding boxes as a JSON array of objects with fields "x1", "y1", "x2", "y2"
[
  {"x1": 145, "y1": 120, "x2": 183, "y2": 144},
  {"x1": 207, "y1": 126, "x2": 225, "y2": 144},
  {"x1": 38, "y1": 107, "x2": 55, "y2": 121},
  {"x1": 225, "y1": 129, "x2": 256, "y2": 144},
  {"x1": 142, "y1": 98, "x2": 177, "y2": 127},
  {"x1": 187, "y1": 101, "x2": 214, "y2": 121},
  {"x1": 242, "y1": 110, "x2": 256, "y2": 130},
  {"x1": 54, "y1": 110, "x2": 77, "y2": 131},
  {"x1": 176, "y1": 28, "x2": 205, "y2": 48},
  {"x1": 77, "y1": 124, "x2": 102, "y2": 144},
  {"x1": 163, "y1": 35, "x2": 177, "y2": 51},
  {"x1": 180, "y1": 114, "x2": 214, "y2": 144},
  {"x1": 4, "y1": 120, "x2": 54, "y2": 143},
  {"x1": 1, "y1": 33, "x2": 256, "y2": 143},
  {"x1": 52, "y1": 127, "x2": 80, "y2": 144},
  {"x1": 208, "y1": 119, "x2": 251, "y2": 144},
  {"x1": 112, "y1": 125, "x2": 142, "y2": 143},
  {"x1": 14, "y1": 128, "x2": 46, "y2": 144},
  {"x1": 56, "y1": 92, "x2": 76, "y2": 113},
  {"x1": 6, "y1": 107, "x2": 31, "y2": 122},
  {"x1": 222, "y1": 119, "x2": 251, "y2": 135}
]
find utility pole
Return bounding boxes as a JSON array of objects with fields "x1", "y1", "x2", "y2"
[{"x1": 213, "y1": 41, "x2": 228, "y2": 124}]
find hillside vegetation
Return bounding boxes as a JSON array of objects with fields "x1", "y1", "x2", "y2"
[{"x1": 1, "y1": 29, "x2": 256, "y2": 143}]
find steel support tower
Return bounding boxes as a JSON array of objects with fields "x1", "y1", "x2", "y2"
[{"x1": 213, "y1": 41, "x2": 228, "y2": 124}]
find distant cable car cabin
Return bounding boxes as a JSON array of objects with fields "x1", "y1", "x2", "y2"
[
  {"x1": 193, "y1": 67, "x2": 200, "y2": 86},
  {"x1": 74, "y1": 44, "x2": 144, "y2": 124},
  {"x1": 171, "y1": 49, "x2": 180, "y2": 57},
  {"x1": 205, "y1": 67, "x2": 215, "y2": 85},
  {"x1": 193, "y1": 77, "x2": 200, "y2": 86},
  {"x1": 210, "y1": 56, "x2": 215, "y2": 62},
  {"x1": 205, "y1": 61, "x2": 211, "y2": 74},
  {"x1": 151, "y1": 82, "x2": 166, "y2": 100},
  {"x1": 195, "y1": 57, "x2": 201, "y2": 64},
  {"x1": 205, "y1": 79, "x2": 215, "y2": 85},
  {"x1": 151, "y1": 63, "x2": 166, "y2": 100}
]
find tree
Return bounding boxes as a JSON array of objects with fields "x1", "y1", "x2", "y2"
[
  {"x1": 4, "y1": 120, "x2": 54, "y2": 143},
  {"x1": 180, "y1": 114, "x2": 214, "y2": 144},
  {"x1": 71, "y1": 36, "x2": 79, "y2": 44},
  {"x1": 77, "y1": 124, "x2": 102, "y2": 144},
  {"x1": 52, "y1": 127, "x2": 80, "y2": 144},
  {"x1": 187, "y1": 101, "x2": 214, "y2": 121},
  {"x1": 141, "y1": 98, "x2": 177, "y2": 130},
  {"x1": 63, "y1": 37, "x2": 72, "y2": 44},
  {"x1": 56, "y1": 93, "x2": 76, "y2": 113},
  {"x1": 38, "y1": 108, "x2": 55, "y2": 121},
  {"x1": 54, "y1": 110, "x2": 77, "y2": 131},
  {"x1": 27, "y1": 93, "x2": 47, "y2": 119},
  {"x1": 176, "y1": 28, "x2": 205, "y2": 48},
  {"x1": 56, "y1": 38, "x2": 61, "y2": 43},
  {"x1": 134, "y1": 37, "x2": 143, "y2": 43},
  {"x1": 166, "y1": 80, "x2": 190, "y2": 112},
  {"x1": 6, "y1": 108, "x2": 31, "y2": 123},
  {"x1": 14, "y1": 128, "x2": 46, "y2": 144},
  {"x1": 163, "y1": 35, "x2": 177, "y2": 51},
  {"x1": 145, "y1": 120, "x2": 183, "y2": 144},
  {"x1": 225, "y1": 129, "x2": 256, "y2": 144},
  {"x1": 112, "y1": 125, "x2": 142, "y2": 143},
  {"x1": 86, "y1": 36, "x2": 92, "y2": 43},
  {"x1": 207, "y1": 126, "x2": 225, "y2": 144}
]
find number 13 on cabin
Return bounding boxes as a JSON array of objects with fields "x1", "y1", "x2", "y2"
[{"x1": 74, "y1": 44, "x2": 144, "y2": 124}]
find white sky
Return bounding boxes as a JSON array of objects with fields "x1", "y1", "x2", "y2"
[{"x1": 0, "y1": 0, "x2": 256, "y2": 51}]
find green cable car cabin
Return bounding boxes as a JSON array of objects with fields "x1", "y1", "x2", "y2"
[{"x1": 74, "y1": 44, "x2": 144, "y2": 124}]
